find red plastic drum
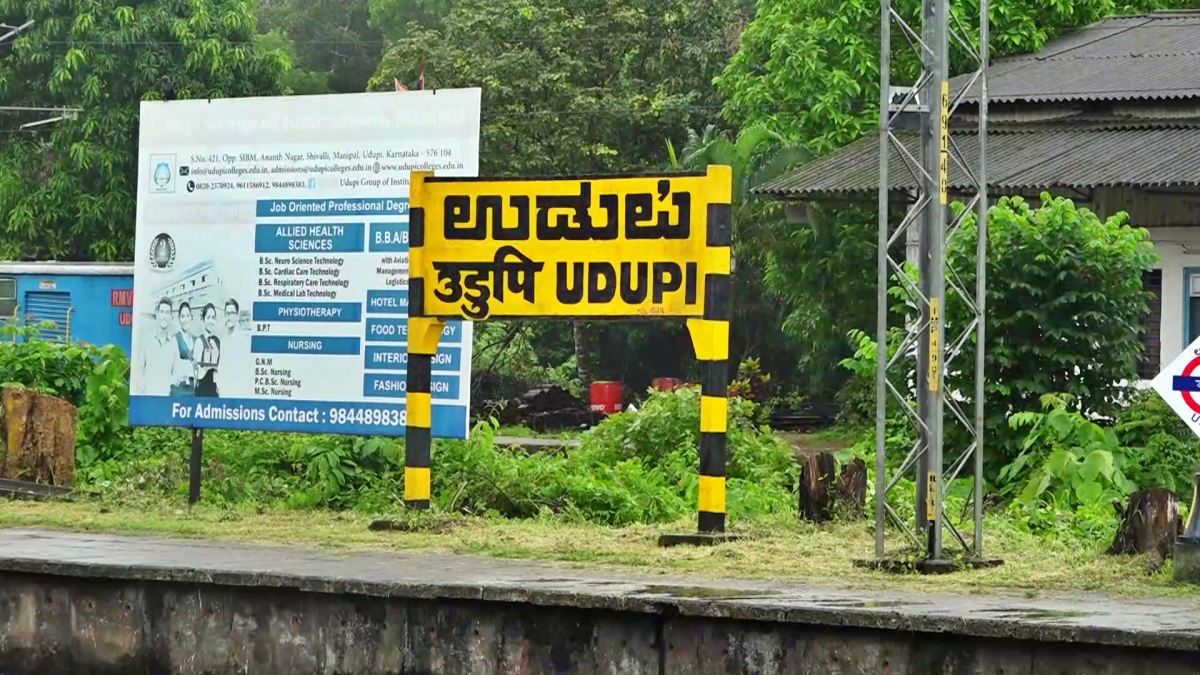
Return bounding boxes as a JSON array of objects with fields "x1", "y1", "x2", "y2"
[{"x1": 589, "y1": 381, "x2": 623, "y2": 416}]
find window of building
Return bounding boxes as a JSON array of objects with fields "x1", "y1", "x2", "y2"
[
  {"x1": 0, "y1": 277, "x2": 16, "y2": 322},
  {"x1": 1138, "y1": 269, "x2": 1162, "y2": 380},
  {"x1": 1187, "y1": 269, "x2": 1200, "y2": 347}
]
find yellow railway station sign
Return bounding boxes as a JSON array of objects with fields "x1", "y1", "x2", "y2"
[
  {"x1": 409, "y1": 167, "x2": 732, "y2": 320},
  {"x1": 404, "y1": 165, "x2": 735, "y2": 539}
]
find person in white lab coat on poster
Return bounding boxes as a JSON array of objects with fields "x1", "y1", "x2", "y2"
[{"x1": 217, "y1": 298, "x2": 247, "y2": 397}]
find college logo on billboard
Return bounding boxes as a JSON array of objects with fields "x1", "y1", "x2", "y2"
[
  {"x1": 149, "y1": 232, "x2": 176, "y2": 271},
  {"x1": 149, "y1": 154, "x2": 177, "y2": 194}
]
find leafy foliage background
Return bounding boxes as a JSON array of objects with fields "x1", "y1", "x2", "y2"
[{"x1": 0, "y1": 0, "x2": 287, "y2": 261}]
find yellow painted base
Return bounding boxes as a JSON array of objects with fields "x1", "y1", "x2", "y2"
[
  {"x1": 404, "y1": 467, "x2": 431, "y2": 501},
  {"x1": 698, "y1": 475, "x2": 726, "y2": 514}
]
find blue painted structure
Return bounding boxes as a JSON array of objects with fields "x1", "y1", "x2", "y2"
[{"x1": 0, "y1": 262, "x2": 135, "y2": 356}]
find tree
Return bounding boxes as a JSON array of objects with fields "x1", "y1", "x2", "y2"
[
  {"x1": 714, "y1": 0, "x2": 1197, "y2": 398},
  {"x1": 718, "y1": 0, "x2": 1197, "y2": 145},
  {"x1": 0, "y1": 0, "x2": 288, "y2": 261},
  {"x1": 669, "y1": 125, "x2": 814, "y2": 389},
  {"x1": 943, "y1": 196, "x2": 1156, "y2": 467},
  {"x1": 258, "y1": 0, "x2": 382, "y2": 94},
  {"x1": 256, "y1": 30, "x2": 333, "y2": 95},
  {"x1": 370, "y1": 0, "x2": 748, "y2": 176},
  {"x1": 370, "y1": 0, "x2": 749, "y2": 393},
  {"x1": 368, "y1": 0, "x2": 453, "y2": 41}
]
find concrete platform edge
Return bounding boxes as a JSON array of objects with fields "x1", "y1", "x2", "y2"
[{"x1": 1, "y1": 552, "x2": 1198, "y2": 654}]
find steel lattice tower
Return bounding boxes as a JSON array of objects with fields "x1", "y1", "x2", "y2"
[{"x1": 873, "y1": 0, "x2": 990, "y2": 566}]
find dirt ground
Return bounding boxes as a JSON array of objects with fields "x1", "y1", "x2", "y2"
[{"x1": 779, "y1": 431, "x2": 854, "y2": 460}]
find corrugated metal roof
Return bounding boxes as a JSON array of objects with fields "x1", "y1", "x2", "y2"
[
  {"x1": 951, "y1": 13, "x2": 1200, "y2": 103},
  {"x1": 753, "y1": 125, "x2": 1200, "y2": 198}
]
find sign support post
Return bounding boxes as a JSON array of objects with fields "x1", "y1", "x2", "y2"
[
  {"x1": 686, "y1": 166, "x2": 733, "y2": 537},
  {"x1": 405, "y1": 173, "x2": 442, "y2": 510},
  {"x1": 404, "y1": 317, "x2": 444, "y2": 510}
]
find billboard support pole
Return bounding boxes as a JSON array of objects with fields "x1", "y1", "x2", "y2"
[{"x1": 189, "y1": 428, "x2": 203, "y2": 505}]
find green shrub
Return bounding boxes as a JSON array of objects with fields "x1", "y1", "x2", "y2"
[
  {"x1": 836, "y1": 327, "x2": 910, "y2": 427},
  {"x1": 1115, "y1": 389, "x2": 1200, "y2": 496},
  {"x1": 76, "y1": 387, "x2": 798, "y2": 526},
  {"x1": 729, "y1": 358, "x2": 772, "y2": 406},
  {"x1": 76, "y1": 344, "x2": 132, "y2": 466},
  {"x1": 0, "y1": 329, "x2": 133, "y2": 468},
  {"x1": 432, "y1": 387, "x2": 797, "y2": 526},
  {"x1": 846, "y1": 196, "x2": 1158, "y2": 471},
  {"x1": 78, "y1": 427, "x2": 408, "y2": 511},
  {"x1": 944, "y1": 195, "x2": 1157, "y2": 467},
  {"x1": 0, "y1": 323, "x2": 99, "y2": 406},
  {"x1": 1002, "y1": 499, "x2": 1119, "y2": 542},
  {"x1": 1001, "y1": 394, "x2": 1136, "y2": 509}
]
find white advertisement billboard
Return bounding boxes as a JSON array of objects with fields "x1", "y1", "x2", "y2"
[{"x1": 130, "y1": 90, "x2": 480, "y2": 437}]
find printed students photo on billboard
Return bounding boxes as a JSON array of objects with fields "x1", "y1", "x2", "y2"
[{"x1": 193, "y1": 303, "x2": 221, "y2": 398}]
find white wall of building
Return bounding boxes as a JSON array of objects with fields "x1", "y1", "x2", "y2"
[{"x1": 1147, "y1": 227, "x2": 1200, "y2": 372}]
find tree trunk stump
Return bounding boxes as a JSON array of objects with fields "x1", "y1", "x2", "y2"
[
  {"x1": 837, "y1": 458, "x2": 868, "y2": 518},
  {"x1": 0, "y1": 387, "x2": 77, "y2": 487},
  {"x1": 799, "y1": 453, "x2": 838, "y2": 523},
  {"x1": 1109, "y1": 489, "x2": 1180, "y2": 567},
  {"x1": 799, "y1": 455, "x2": 869, "y2": 523}
]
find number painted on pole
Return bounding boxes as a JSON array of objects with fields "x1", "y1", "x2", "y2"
[
  {"x1": 927, "y1": 471, "x2": 938, "y2": 517},
  {"x1": 928, "y1": 298, "x2": 941, "y2": 392},
  {"x1": 939, "y1": 80, "x2": 949, "y2": 205}
]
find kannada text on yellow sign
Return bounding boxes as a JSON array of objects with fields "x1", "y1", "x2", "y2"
[{"x1": 410, "y1": 166, "x2": 731, "y2": 320}]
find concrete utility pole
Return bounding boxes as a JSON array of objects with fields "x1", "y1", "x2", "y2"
[{"x1": 872, "y1": 0, "x2": 991, "y2": 571}]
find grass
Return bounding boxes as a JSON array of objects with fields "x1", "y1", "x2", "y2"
[{"x1": 2, "y1": 498, "x2": 1195, "y2": 597}]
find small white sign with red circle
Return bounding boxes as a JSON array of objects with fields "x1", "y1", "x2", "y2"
[{"x1": 1151, "y1": 336, "x2": 1200, "y2": 438}]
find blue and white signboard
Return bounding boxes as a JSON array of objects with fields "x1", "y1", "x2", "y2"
[
  {"x1": 1151, "y1": 334, "x2": 1200, "y2": 440},
  {"x1": 130, "y1": 90, "x2": 481, "y2": 437}
]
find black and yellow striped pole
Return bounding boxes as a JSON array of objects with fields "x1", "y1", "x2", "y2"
[
  {"x1": 662, "y1": 164, "x2": 733, "y2": 543},
  {"x1": 405, "y1": 171, "x2": 440, "y2": 510},
  {"x1": 694, "y1": 324, "x2": 730, "y2": 533},
  {"x1": 404, "y1": 317, "x2": 442, "y2": 509}
]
